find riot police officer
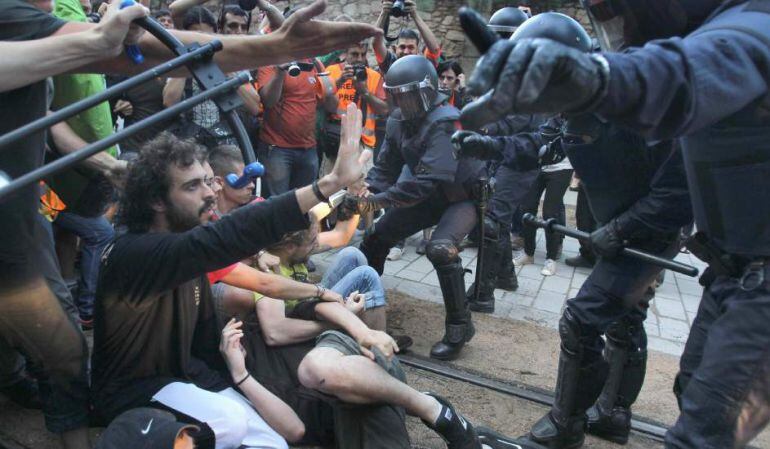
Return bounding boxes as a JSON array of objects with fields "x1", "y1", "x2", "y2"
[
  {"x1": 456, "y1": 13, "x2": 694, "y2": 448},
  {"x1": 487, "y1": 6, "x2": 529, "y2": 39},
  {"x1": 348, "y1": 55, "x2": 486, "y2": 361},
  {"x1": 461, "y1": 1, "x2": 770, "y2": 448}
]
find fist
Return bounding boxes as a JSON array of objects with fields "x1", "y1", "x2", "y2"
[{"x1": 451, "y1": 130, "x2": 503, "y2": 161}]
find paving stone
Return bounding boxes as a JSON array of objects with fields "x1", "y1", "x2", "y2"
[
  {"x1": 644, "y1": 320, "x2": 661, "y2": 337},
  {"x1": 574, "y1": 266, "x2": 593, "y2": 276},
  {"x1": 504, "y1": 291, "x2": 535, "y2": 307},
  {"x1": 421, "y1": 271, "x2": 441, "y2": 287},
  {"x1": 508, "y1": 304, "x2": 561, "y2": 329},
  {"x1": 517, "y1": 264, "x2": 543, "y2": 280},
  {"x1": 675, "y1": 278, "x2": 704, "y2": 297},
  {"x1": 571, "y1": 272, "x2": 589, "y2": 289},
  {"x1": 541, "y1": 275, "x2": 571, "y2": 295},
  {"x1": 381, "y1": 275, "x2": 402, "y2": 291},
  {"x1": 653, "y1": 297, "x2": 687, "y2": 320},
  {"x1": 383, "y1": 259, "x2": 410, "y2": 276},
  {"x1": 568, "y1": 288, "x2": 580, "y2": 300},
  {"x1": 405, "y1": 257, "x2": 435, "y2": 274},
  {"x1": 395, "y1": 279, "x2": 442, "y2": 303},
  {"x1": 659, "y1": 317, "x2": 691, "y2": 342},
  {"x1": 513, "y1": 277, "x2": 541, "y2": 297},
  {"x1": 562, "y1": 238, "x2": 582, "y2": 253},
  {"x1": 680, "y1": 293, "x2": 702, "y2": 314},
  {"x1": 396, "y1": 268, "x2": 428, "y2": 282},
  {"x1": 655, "y1": 281, "x2": 680, "y2": 298},
  {"x1": 532, "y1": 290, "x2": 567, "y2": 314},
  {"x1": 399, "y1": 251, "x2": 421, "y2": 262},
  {"x1": 491, "y1": 300, "x2": 515, "y2": 319},
  {"x1": 553, "y1": 264, "x2": 575, "y2": 279}
]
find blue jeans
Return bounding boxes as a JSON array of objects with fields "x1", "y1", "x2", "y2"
[
  {"x1": 261, "y1": 143, "x2": 319, "y2": 197},
  {"x1": 321, "y1": 247, "x2": 386, "y2": 310},
  {"x1": 53, "y1": 211, "x2": 115, "y2": 318}
]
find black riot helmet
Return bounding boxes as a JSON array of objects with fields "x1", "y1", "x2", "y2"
[
  {"x1": 580, "y1": 0, "x2": 724, "y2": 52},
  {"x1": 384, "y1": 55, "x2": 440, "y2": 120},
  {"x1": 488, "y1": 7, "x2": 529, "y2": 38},
  {"x1": 510, "y1": 12, "x2": 593, "y2": 52}
]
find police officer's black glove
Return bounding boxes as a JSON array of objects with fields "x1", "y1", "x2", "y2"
[
  {"x1": 451, "y1": 130, "x2": 503, "y2": 161},
  {"x1": 589, "y1": 219, "x2": 626, "y2": 259},
  {"x1": 538, "y1": 137, "x2": 567, "y2": 166},
  {"x1": 337, "y1": 194, "x2": 360, "y2": 221},
  {"x1": 460, "y1": 38, "x2": 610, "y2": 130},
  {"x1": 348, "y1": 195, "x2": 384, "y2": 215}
]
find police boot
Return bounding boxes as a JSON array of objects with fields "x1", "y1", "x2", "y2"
[
  {"x1": 530, "y1": 310, "x2": 607, "y2": 449},
  {"x1": 495, "y1": 235, "x2": 519, "y2": 291},
  {"x1": 466, "y1": 236, "x2": 501, "y2": 314},
  {"x1": 359, "y1": 233, "x2": 390, "y2": 276},
  {"x1": 430, "y1": 259, "x2": 475, "y2": 361},
  {"x1": 422, "y1": 393, "x2": 481, "y2": 449},
  {"x1": 586, "y1": 322, "x2": 648, "y2": 445},
  {"x1": 477, "y1": 427, "x2": 548, "y2": 449}
]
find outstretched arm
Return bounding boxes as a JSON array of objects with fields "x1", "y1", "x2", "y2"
[{"x1": 407, "y1": 0, "x2": 440, "y2": 55}]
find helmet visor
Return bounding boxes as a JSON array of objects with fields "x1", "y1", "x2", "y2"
[{"x1": 385, "y1": 76, "x2": 435, "y2": 120}]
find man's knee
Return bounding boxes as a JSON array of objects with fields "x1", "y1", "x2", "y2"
[
  {"x1": 298, "y1": 349, "x2": 339, "y2": 392},
  {"x1": 425, "y1": 239, "x2": 459, "y2": 266},
  {"x1": 559, "y1": 307, "x2": 590, "y2": 356},
  {"x1": 338, "y1": 246, "x2": 368, "y2": 267}
]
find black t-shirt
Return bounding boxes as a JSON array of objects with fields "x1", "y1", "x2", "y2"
[
  {"x1": 0, "y1": 0, "x2": 65, "y2": 287},
  {"x1": 108, "y1": 76, "x2": 171, "y2": 154},
  {"x1": 91, "y1": 192, "x2": 310, "y2": 421}
]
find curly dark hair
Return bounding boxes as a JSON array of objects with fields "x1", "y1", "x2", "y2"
[{"x1": 117, "y1": 133, "x2": 207, "y2": 233}]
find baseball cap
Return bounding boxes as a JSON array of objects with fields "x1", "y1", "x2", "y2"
[{"x1": 95, "y1": 408, "x2": 198, "y2": 449}]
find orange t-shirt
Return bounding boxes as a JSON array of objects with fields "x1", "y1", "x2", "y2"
[{"x1": 257, "y1": 61, "x2": 328, "y2": 149}]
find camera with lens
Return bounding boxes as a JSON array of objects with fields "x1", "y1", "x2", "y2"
[
  {"x1": 390, "y1": 0, "x2": 406, "y2": 17},
  {"x1": 353, "y1": 64, "x2": 368, "y2": 82},
  {"x1": 284, "y1": 61, "x2": 316, "y2": 77}
]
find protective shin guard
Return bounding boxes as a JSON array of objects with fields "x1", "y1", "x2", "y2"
[
  {"x1": 430, "y1": 259, "x2": 475, "y2": 361},
  {"x1": 467, "y1": 236, "x2": 501, "y2": 314},
  {"x1": 530, "y1": 311, "x2": 605, "y2": 449},
  {"x1": 495, "y1": 236, "x2": 518, "y2": 291}
]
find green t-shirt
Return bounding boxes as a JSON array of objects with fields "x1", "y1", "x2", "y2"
[
  {"x1": 253, "y1": 263, "x2": 310, "y2": 312},
  {"x1": 52, "y1": 0, "x2": 116, "y2": 156}
]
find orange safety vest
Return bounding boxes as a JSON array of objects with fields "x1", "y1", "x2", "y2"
[
  {"x1": 39, "y1": 181, "x2": 66, "y2": 222},
  {"x1": 326, "y1": 64, "x2": 382, "y2": 148}
]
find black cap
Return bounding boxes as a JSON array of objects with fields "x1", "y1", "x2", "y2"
[{"x1": 95, "y1": 408, "x2": 198, "y2": 449}]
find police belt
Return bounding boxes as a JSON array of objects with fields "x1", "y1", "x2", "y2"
[{"x1": 686, "y1": 231, "x2": 770, "y2": 289}]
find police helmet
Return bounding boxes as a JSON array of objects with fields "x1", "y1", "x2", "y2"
[
  {"x1": 488, "y1": 7, "x2": 529, "y2": 38},
  {"x1": 580, "y1": 0, "x2": 723, "y2": 52},
  {"x1": 511, "y1": 12, "x2": 592, "y2": 53},
  {"x1": 384, "y1": 55, "x2": 439, "y2": 120}
]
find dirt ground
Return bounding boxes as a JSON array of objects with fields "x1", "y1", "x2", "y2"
[{"x1": 1, "y1": 291, "x2": 768, "y2": 449}]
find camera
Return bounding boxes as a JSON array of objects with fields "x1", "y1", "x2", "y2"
[
  {"x1": 286, "y1": 63, "x2": 301, "y2": 77},
  {"x1": 353, "y1": 64, "x2": 368, "y2": 82},
  {"x1": 391, "y1": 0, "x2": 406, "y2": 17}
]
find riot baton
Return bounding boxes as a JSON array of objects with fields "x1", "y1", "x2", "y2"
[
  {"x1": 473, "y1": 177, "x2": 494, "y2": 304},
  {"x1": 522, "y1": 213, "x2": 699, "y2": 277}
]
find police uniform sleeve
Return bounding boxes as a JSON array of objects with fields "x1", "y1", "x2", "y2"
[
  {"x1": 365, "y1": 120, "x2": 405, "y2": 194},
  {"x1": 372, "y1": 120, "x2": 456, "y2": 208},
  {"x1": 0, "y1": 0, "x2": 66, "y2": 41},
  {"x1": 595, "y1": 29, "x2": 770, "y2": 140},
  {"x1": 613, "y1": 145, "x2": 693, "y2": 238},
  {"x1": 496, "y1": 117, "x2": 561, "y2": 171}
]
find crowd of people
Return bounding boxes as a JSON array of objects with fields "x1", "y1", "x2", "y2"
[{"x1": 1, "y1": 1, "x2": 769, "y2": 449}]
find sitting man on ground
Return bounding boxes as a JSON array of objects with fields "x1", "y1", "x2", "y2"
[{"x1": 90, "y1": 104, "x2": 374, "y2": 449}]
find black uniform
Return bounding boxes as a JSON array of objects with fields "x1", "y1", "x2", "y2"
[{"x1": 362, "y1": 103, "x2": 486, "y2": 360}]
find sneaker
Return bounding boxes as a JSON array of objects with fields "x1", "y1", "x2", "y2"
[
  {"x1": 416, "y1": 239, "x2": 429, "y2": 255},
  {"x1": 541, "y1": 259, "x2": 557, "y2": 276},
  {"x1": 513, "y1": 254, "x2": 534, "y2": 267},
  {"x1": 422, "y1": 393, "x2": 481, "y2": 449},
  {"x1": 477, "y1": 427, "x2": 548, "y2": 449},
  {"x1": 387, "y1": 246, "x2": 403, "y2": 261}
]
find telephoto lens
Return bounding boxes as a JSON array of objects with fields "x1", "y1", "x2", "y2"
[
  {"x1": 391, "y1": 0, "x2": 406, "y2": 17},
  {"x1": 287, "y1": 62, "x2": 301, "y2": 77},
  {"x1": 354, "y1": 65, "x2": 368, "y2": 82}
]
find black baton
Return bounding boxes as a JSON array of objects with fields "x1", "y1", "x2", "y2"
[{"x1": 522, "y1": 213, "x2": 699, "y2": 277}]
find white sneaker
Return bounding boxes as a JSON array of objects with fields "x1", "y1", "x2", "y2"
[
  {"x1": 541, "y1": 259, "x2": 557, "y2": 276},
  {"x1": 513, "y1": 254, "x2": 534, "y2": 267},
  {"x1": 387, "y1": 246, "x2": 403, "y2": 261}
]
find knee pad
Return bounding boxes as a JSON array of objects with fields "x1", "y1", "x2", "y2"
[
  {"x1": 559, "y1": 308, "x2": 585, "y2": 356},
  {"x1": 481, "y1": 216, "x2": 501, "y2": 241},
  {"x1": 425, "y1": 239, "x2": 460, "y2": 266},
  {"x1": 606, "y1": 315, "x2": 645, "y2": 351}
]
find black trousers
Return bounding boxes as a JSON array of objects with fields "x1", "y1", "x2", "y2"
[
  {"x1": 363, "y1": 193, "x2": 477, "y2": 274},
  {"x1": 574, "y1": 183, "x2": 597, "y2": 260},
  {"x1": 668, "y1": 267, "x2": 770, "y2": 449},
  {"x1": 521, "y1": 169, "x2": 573, "y2": 259},
  {"x1": 488, "y1": 165, "x2": 539, "y2": 229}
]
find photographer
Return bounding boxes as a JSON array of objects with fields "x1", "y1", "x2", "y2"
[
  {"x1": 257, "y1": 50, "x2": 335, "y2": 196},
  {"x1": 374, "y1": 0, "x2": 441, "y2": 74},
  {"x1": 323, "y1": 42, "x2": 387, "y2": 168}
]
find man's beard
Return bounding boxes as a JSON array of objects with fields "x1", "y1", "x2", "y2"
[{"x1": 165, "y1": 198, "x2": 215, "y2": 232}]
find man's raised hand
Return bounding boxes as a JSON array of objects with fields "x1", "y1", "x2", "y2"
[
  {"x1": 93, "y1": 0, "x2": 148, "y2": 58},
  {"x1": 330, "y1": 103, "x2": 371, "y2": 188}
]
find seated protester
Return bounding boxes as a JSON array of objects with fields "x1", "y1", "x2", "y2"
[
  {"x1": 373, "y1": 0, "x2": 442, "y2": 74},
  {"x1": 163, "y1": 7, "x2": 260, "y2": 148},
  {"x1": 437, "y1": 60, "x2": 472, "y2": 110},
  {"x1": 90, "y1": 103, "x2": 370, "y2": 448}
]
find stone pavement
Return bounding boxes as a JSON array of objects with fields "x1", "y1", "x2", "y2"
[{"x1": 312, "y1": 226, "x2": 707, "y2": 358}]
